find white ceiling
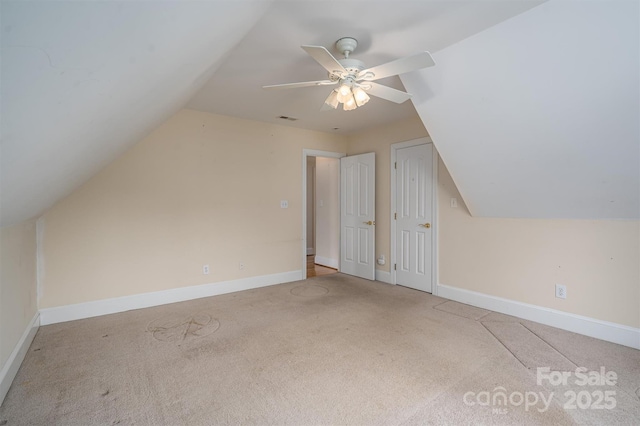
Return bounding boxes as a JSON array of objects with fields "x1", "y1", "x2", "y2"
[{"x1": 187, "y1": 0, "x2": 545, "y2": 134}]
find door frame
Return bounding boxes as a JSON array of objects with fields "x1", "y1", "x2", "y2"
[
  {"x1": 390, "y1": 138, "x2": 439, "y2": 295},
  {"x1": 302, "y1": 149, "x2": 346, "y2": 280}
]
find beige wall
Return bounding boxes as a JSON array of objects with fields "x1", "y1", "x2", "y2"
[
  {"x1": 347, "y1": 116, "x2": 430, "y2": 273},
  {"x1": 438, "y1": 161, "x2": 640, "y2": 328},
  {"x1": 38, "y1": 107, "x2": 639, "y2": 329},
  {"x1": 0, "y1": 219, "x2": 38, "y2": 369},
  {"x1": 40, "y1": 109, "x2": 346, "y2": 308},
  {"x1": 345, "y1": 116, "x2": 638, "y2": 328}
]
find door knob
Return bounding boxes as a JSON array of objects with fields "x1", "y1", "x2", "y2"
[
  {"x1": 419, "y1": 223, "x2": 431, "y2": 228},
  {"x1": 363, "y1": 221, "x2": 375, "y2": 225}
]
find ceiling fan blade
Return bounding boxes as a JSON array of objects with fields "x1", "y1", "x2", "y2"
[
  {"x1": 302, "y1": 45, "x2": 347, "y2": 76},
  {"x1": 364, "y1": 82, "x2": 412, "y2": 104},
  {"x1": 320, "y1": 102, "x2": 335, "y2": 112},
  {"x1": 263, "y1": 80, "x2": 336, "y2": 90},
  {"x1": 358, "y1": 52, "x2": 435, "y2": 81}
]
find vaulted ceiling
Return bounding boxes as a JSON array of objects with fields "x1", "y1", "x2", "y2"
[
  {"x1": 403, "y1": 0, "x2": 639, "y2": 219},
  {"x1": 2, "y1": 0, "x2": 638, "y2": 227}
]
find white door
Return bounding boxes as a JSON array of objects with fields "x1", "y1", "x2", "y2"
[
  {"x1": 395, "y1": 144, "x2": 433, "y2": 292},
  {"x1": 340, "y1": 152, "x2": 375, "y2": 280}
]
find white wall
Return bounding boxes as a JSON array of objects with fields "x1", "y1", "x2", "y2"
[
  {"x1": 403, "y1": 0, "x2": 640, "y2": 219},
  {"x1": 314, "y1": 157, "x2": 340, "y2": 269},
  {"x1": 0, "y1": 218, "x2": 38, "y2": 403},
  {"x1": 39, "y1": 109, "x2": 346, "y2": 309},
  {"x1": 306, "y1": 157, "x2": 316, "y2": 254}
]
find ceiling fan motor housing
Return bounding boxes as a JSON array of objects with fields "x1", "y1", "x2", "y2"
[{"x1": 328, "y1": 58, "x2": 365, "y2": 81}]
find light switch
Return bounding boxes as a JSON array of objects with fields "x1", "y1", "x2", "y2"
[
  {"x1": 319, "y1": 200, "x2": 324, "y2": 207},
  {"x1": 280, "y1": 200, "x2": 289, "y2": 208}
]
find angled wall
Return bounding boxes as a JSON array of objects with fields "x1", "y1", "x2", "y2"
[
  {"x1": 403, "y1": 0, "x2": 639, "y2": 219},
  {"x1": 1, "y1": 1, "x2": 270, "y2": 227}
]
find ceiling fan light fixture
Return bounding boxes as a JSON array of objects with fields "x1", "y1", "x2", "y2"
[
  {"x1": 336, "y1": 89, "x2": 350, "y2": 104},
  {"x1": 343, "y1": 94, "x2": 357, "y2": 111},
  {"x1": 338, "y1": 83, "x2": 351, "y2": 96},
  {"x1": 324, "y1": 90, "x2": 339, "y2": 109},
  {"x1": 336, "y1": 82, "x2": 353, "y2": 103},
  {"x1": 353, "y1": 87, "x2": 370, "y2": 107}
]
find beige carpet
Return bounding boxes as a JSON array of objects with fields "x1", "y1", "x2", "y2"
[{"x1": 1, "y1": 273, "x2": 639, "y2": 425}]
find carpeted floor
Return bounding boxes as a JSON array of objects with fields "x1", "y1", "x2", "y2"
[{"x1": 2, "y1": 273, "x2": 639, "y2": 425}]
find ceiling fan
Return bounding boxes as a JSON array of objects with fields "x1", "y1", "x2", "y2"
[{"x1": 263, "y1": 37, "x2": 435, "y2": 111}]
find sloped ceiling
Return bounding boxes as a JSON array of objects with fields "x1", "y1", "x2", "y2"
[
  {"x1": 7, "y1": 1, "x2": 631, "y2": 227},
  {"x1": 0, "y1": 0, "x2": 271, "y2": 227},
  {"x1": 1, "y1": 0, "x2": 545, "y2": 228},
  {"x1": 402, "y1": 0, "x2": 639, "y2": 219}
]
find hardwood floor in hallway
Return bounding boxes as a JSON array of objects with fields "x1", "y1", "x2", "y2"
[{"x1": 306, "y1": 255, "x2": 337, "y2": 278}]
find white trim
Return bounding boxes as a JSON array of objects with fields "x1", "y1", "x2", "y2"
[
  {"x1": 302, "y1": 149, "x2": 345, "y2": 280},
  {"x1": 390, "y1": 138, "x2": 438, "y2": 294},
  {"x1": 1, "y1": 312, "x2": 40, "y2": 405},
  {"x1": 306, "y1": 248, "x2": 315, "y2": 255},
  {"x1": 40, "y1": 270, "x2": 303, "y2": 326},
  {"x1": 314, "y1": 255, "x2": 338, "y2": 269},
  {"x1": 36, "y1": 217, "x2": 45, "y2": 304},
  {"x1": 438, "y1": 283, "x2": 640, "y2": 350},
  {"x1": 375, "y1": 269, "x2": 392, "y2": 284},
  {"x1": 431, "y1": 152, "x2": 439, "y2": 296}
]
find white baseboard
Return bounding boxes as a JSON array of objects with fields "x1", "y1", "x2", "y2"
[
  {"x1": 306, "y1": 248, "x2": 314, "y2": 255},
  {"x1": 375, "y1": 269, "x2": 392, "y2": 284},
  {"x1": 40, "y1": 270, "x2": 303, "y2": 326},
  {"x1": 314, "y1": 256, "x2": 338, "y2": 269},
  {"x1": 1, "y1": 312, "x2": 40, "y2": 406},
  {"x1": 437, "y1": 283, "x2": 640, "y2": 350}
]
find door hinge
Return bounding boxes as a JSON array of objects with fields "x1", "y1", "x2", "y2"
[
  {"x1": 394, "y1": 212, "x2": 397, "y2": 220},
  {"x1": 394, "y1": 264, "x2": 397, "y2": 271},
  {"x1": 394, "y1": 162, "x2": 397, "y2": 169}
]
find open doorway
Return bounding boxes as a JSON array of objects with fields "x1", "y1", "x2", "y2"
[{"x1": 302, "y1": 150, "x2": 343, "y2": 279}]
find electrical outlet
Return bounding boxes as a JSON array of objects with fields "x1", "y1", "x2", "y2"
[
  {"x1": 203, "y1": 264, "x2": 210, "y2": 275},
  {"x1": 450, "y1": 197, "x2": 458, "y2": 208},
  {"x1": 555, "y1": 284, "x2": 567, "y2": 299},
  {"x1": 280, "y1": 200, "x2": 288, "y2": 208},
  {"x1": 239, "y1": 262, "x2": 244, "y2": 270}
]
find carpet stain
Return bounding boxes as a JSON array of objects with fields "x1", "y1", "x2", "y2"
[
  {"x1": 147, "y1": 313, "x2": 220, "y2": 343},
  {"x1": 101, "y1": 390, "x2": 110, "y2": 397},
  {"x1": 481, "y1": 321, "x2": 576, "y2": 371},
  {"x1": 290, "y1": 285, "x2": 329, "y2": 297}
]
